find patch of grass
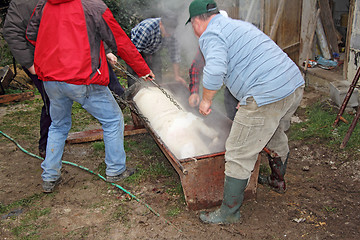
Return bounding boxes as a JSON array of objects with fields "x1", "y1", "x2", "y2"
[
  {"x1": 140, "y1": 138, "x2": 163, "y2": 157},
  {"x1": 97, "y1": 162, "x2": 106, "y2": 177},
  {"x1": 166, "y1": 181, "x2": 183, "y2": 196},
  {"x1": 95, "y1": 141, "x2": 171, "y2": 181},
  {"x1": 0, "y1": 193, "x2": 43, "y2": 214},
  {"x1": 124, "y1": 137, "x2": 162, "y2": 157},
  {"x1": 124, "y1": 139, "x2": 137, "y2": 152},
  {"x1": 64, "y1": 226, "x2": 90, "y2": 239},
  {"x1": 4, "y1": 88, "x2": 23, "y2": 94},
  {"x1": 118, "y1": 76, "x2": 127, "y2": 89},
  {"x1": 323, "y1": 206, "x2": 337, "y2": 213},
  {"x1": 1, "y1": 100, "x2": 41, "y2": 144},
  {"x1": 166, "y1": 206, "x2": 181, "y2": 217},
  {"x1": 166, "y1": 181, "x2": 185, "y2": 204},
  {"x1": 11, "y1": 207, "x2": 51, "y2": 238},
  {"x1": 112, "y1": 205, "x2": 130, "y2": 223},
  {"x1": 289, "y1": 102, "x2": 360, "y2": 151},
  {"x1": 92, "y1": 141, "x2": 105, "y2": 152},
  {"x1": 124, "y1": 161, "x2": 174, "y2": 184},
  {"x1": 70, "y1": 102, "x2": 98, "y2": 132}
]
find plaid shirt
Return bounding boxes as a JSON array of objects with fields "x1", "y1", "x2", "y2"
[
  {"x1": 131, "y1": 18, "x2": 181, "y2": 63},
  {"x1": 189, "y1": 49, "x2": 205, "y2": 94}
]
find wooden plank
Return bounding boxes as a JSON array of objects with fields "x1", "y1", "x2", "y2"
[
  {"x1": 66, "y1": 125, "x2": 148, "y2": 144},
  {"x1": 0, "y1": 91, "x2": 34, "y2": 104},
  {"x1": 316, "y1": 15, "x2": 332, "y2": 59},
  {"x1": 303, "y1": 8, "x2": 321, "y2": 78},
  {"x1": 269, "y1": 0, "x2": 285, "y2": 40},
  {"x1": 318, "y1": 0, "x2": 340, "y2": 54},
  {"x1": 0, "y1": 66, "x2": 14, "y2": 89},
  {"x1": 344, "y1": 0, "x2": 355, "y2": 80},
  {"x1": 282, "y1": 41, "x2": 300, "y2": 53},
  {"x1": 299, "y1": 0, "x2": 318, "y2": 65}
]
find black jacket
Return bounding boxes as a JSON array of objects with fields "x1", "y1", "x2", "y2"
[{"x1": 3, "y1": 0, "x2": 38, "y2": 68}]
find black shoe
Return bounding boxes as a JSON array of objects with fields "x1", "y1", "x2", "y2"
[
  {"x1": 42, "y1": 177, "x2": 62, "y2": 193},
  {"x1": 39, "y1": 149, "x2": 46, "y2": 159},
  {"x1": 106, "y1": 168, "x2": 135, "y2": 182}
]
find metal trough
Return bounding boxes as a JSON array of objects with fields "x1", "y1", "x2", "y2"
[{"x1": 127, "y1": 81, "x2": 260, "y2": 210}]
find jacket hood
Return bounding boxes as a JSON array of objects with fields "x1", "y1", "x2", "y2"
[{"x1": 48, "y1": 0, "x2": 75, "y2": 5}]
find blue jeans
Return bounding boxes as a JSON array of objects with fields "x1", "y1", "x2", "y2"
[{"x1": 42, "y1": 81, "x2": 126, "y2": 181}]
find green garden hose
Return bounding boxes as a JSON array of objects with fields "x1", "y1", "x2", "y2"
[{"x1": 0, "y1": 130, "x2": 181, "y2": 232}]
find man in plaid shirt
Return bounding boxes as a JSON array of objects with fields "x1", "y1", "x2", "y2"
[{"x1": 128, "y1": 12, "x2": 186, "y2": 86}]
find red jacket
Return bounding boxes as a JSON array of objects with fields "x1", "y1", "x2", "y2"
[{"x1": 26, "y1": 0, "x2": 150, "y2": 85}]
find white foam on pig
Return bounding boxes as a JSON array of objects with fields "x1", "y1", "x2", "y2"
[{"x1": 133, "y1": 87, "x2": 220, "y2": 159}]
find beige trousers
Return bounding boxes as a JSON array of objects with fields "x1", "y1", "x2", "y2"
[{"x1": 224, "y1": 85, "x2": 304, "y2": 179}]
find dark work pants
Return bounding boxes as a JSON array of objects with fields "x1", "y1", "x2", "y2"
[
  {"x1": 107, "y1": 61, "x2": 125, "y2": 97},
  {"x1": 23, "y1": 67, "x2": 51, "y2": 152}
]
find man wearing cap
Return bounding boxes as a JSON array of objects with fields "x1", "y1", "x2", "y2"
[
  {"x1": 128, "y1": 12, "x2": 186, "y2": 86},
  {"x1": 188, "y1": 10, "x2": 238, "y2": 121},
  {"x1": 187, "y1": 0, "x2": 304, "y2": 224}
]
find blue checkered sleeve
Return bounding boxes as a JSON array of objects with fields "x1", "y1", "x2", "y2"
[{"x1": 131, "y1": 18, "x2": 162, "y2": 54}]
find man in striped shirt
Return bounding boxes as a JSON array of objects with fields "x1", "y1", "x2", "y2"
[
  {"x1": 128, "y1": 12, "x2": 186, "y2": 86},
  {"x1": 187, "y1": 0, "x2": 304, "y2": 224}
]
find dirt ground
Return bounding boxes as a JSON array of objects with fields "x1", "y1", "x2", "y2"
[{"x1": 0, "y1": 85, "x2": 360, "y2": 240}]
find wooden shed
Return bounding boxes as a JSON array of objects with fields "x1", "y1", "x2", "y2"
[{"x1": 218, "y1": 0, "x2": 357, "y2": 88}]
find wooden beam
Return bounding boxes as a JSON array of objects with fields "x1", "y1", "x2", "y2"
[
  {"x1": 303, "y1": 8, "x2": 321, "y2": 78},
  {"x1": 282, "y1": 41, "x2": 300, "y2": 53},
  {"x1": 299, "y1": 0, "x2": 318, "y2": 65},
  {"x1": 66, "y1": 125, "x2": 148, "y2": 144},
  {"x1": 318, "y1": 0, "x2": 340, "y2": 54},
  {"x1": 269, "y1": 0, "x2": 285, "y2": 41},
  {"x1": 316, "y1": 15, "x2": 332, "y2": 59},
  {"x1": 0, "y1": 91, "x2": 34, "y2": 104},
  {"x1": 345, "y1": 0, "x2": 355, "y2": 80}
]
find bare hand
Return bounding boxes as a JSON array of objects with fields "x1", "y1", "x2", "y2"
[
  {"x1": 141, "y1": 70, "x2": 155, "y2": 81},
  {"x1": 28, "y1": 65, "x2": 36, "y2": 75},
  {"x1": 188, "y1": 93, "x2": 200, "y2": 107},
  {"x1": 199, "y1": 99, "x2": 212, "y2": 116},
  {"x1": 106, "y1": 53, "x2": 117, "y2": 66}
]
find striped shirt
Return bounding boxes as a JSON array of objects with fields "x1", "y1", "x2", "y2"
[
  {"x1": 199, "y1": 14, "x2": 304, "y2": 107},
  {"x1": 130, "y1": 18, "x2": 181, "y2": 63}
]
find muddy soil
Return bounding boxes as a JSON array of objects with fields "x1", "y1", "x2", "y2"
[{"x1": 0, "y1": 87, "x2": 359, "y2": 240}]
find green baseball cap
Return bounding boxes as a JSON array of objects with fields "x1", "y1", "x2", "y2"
[{"x1": 186, "y1": 0, "x2": 218, "y2": 25}]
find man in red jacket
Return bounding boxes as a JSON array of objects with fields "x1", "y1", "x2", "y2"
[
  {"x1": 3, "y1": 0, "x2": 127, "y2": 159},
  {"x1": 26, "y1": 0, "x2": 154, "y2": 193}
]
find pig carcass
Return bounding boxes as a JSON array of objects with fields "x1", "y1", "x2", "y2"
[{"x1": 133, "y1": 86, "x2": 222, "y2": 159}]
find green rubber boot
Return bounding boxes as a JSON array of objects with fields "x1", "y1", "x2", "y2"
[{"x1": 199, "y1": 176, "x2": 248, "y2": 224}]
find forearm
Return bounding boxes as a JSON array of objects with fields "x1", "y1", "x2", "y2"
[
  {"x1": 173, "y1": 63, "x2": 180, "y2": 78},
  {"x1": 202, "y1": 88, "x2": 217, "y2": 103},
  {"x1": 199, "y1": 88, "x2": 217, "y2": 115}
]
